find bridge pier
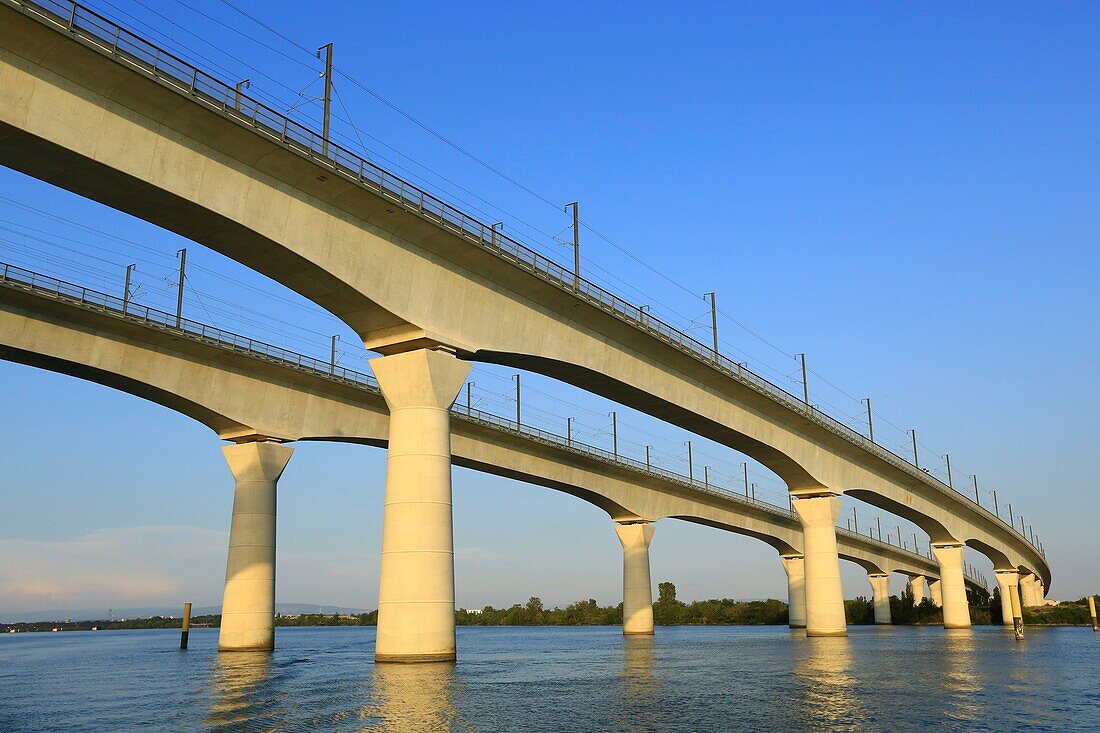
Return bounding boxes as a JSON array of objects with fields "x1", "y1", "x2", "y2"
[
  {"x1": 908, "y1": 575, "x2": 927, "y2": 605},
  {"x1": 928, "y1": 578, "x2": 942, "y2": 607},
  {"x1": 779, "y1": 555, "x2": 806, "y2": 629},
  {"x1": 371, "y1": 348, "x2": 470, "y2": 663},
  {"x1": 1020, "y1": 573, "x2": 1043, "y2": 607},
  {"x1": 868, "y1": 574, "x2": 892, "y2": 624},
  {"x1": 615, "y1": 522, "x2": 655, "y2": 635},
  {"x1": 931, "y1": 543, "x2": 971, "y2": 629},
  {"x1": 994, "y1": 569, "x2": 1019, "y2": 626},
  {"x1": 218, "y1": 440, "x2": 293, "y2": 652},
  {"x1": 792, "y1": 495, "x2": 847, "y2": 637}
]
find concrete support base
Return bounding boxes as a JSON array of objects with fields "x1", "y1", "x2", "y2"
[
  {"x1": 615, "y1": 522, "x2": 655, "y2": 635},
  {"x1": 792, "y1": 495, "x2": 847, "y2": 637},
  {"x1": 780, "y1": 555, "x2": 807, "y2": 629},
  {"x1": 868, "y1": 573, "x2": 891, "y2": 625},
  {"x1": 928, "y1": 579, "x2": 943, "y2": 607},
  {"x1": 908, "y1": 575, "x2": 927, "y2": 605},
  {"x1": 372, "y1": 348, "x2": 470, "y2": 664},
  {"x1": 218, "y1": 440, "x2": 293, "y2": 652},
  {"x1": 994, "y1": 569, "x2": 1019, "y2": 627},
  {"x1": 932, "y1": 543, "x2": 971, "y2": 629}
]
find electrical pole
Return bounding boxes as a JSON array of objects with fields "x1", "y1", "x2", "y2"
[
  {"x1": 876, "y1": 516, "x2": 882, "y2": 541},
  {"x1": 971, "y1": 474, "x2": 980, "y2": 505},
  {"x1": 122, "y1": 263, "x2": 135, "y2": 315},
  {"x1": 330, "y1": 334, "x2": 339, "y2": 375},
  {"x1": 863, "y1": 397, "x2": 873, "y2": 442},
  {"x1": 234, "y1": 78, "x2": 250, "y2": 110},
  {"x1": 992, "y1": 490, "x2": 999, "y2": 518},
  {"x1": 564, "y1": 202, "x2": 579, "y2": 290},
  {"x1": 705, "y1": 292, "x2": 718, "y2": 354},
  {"x1": 513, "y1": 374, "x2": 520, "y2": 428},
  {"x1": 645, "y1": 445, "x2": 651, "y2": 470},
  {"x1": 175, "y1": 248, "x2": 186, "y2": 328},
  {"x1": 851, "y1": 507, "x2": 858, "y2": 534},
  {"x1": 686, "y1": 441, "x2": 693, "y2": 482},
  {"x1": 742, "y1": 462, "x2": 749, "y2": 498},
  {"x1": 908, "y1": 429, "x2": 919, "y2": 469},
  {"x1": 751, "y1": 483, "x2": 756, "y2": 502},
  {"x1": 490, "y1": 222, "x2": 503, "y2": 248},
  {"x1": 466, "y1": 381, "x2": 475, "y2": 416},
  {"x1": 609, "y1": 411, "x2": 617, "y2": 460},
  {"x1": 796, "y1": 353, "x2": 809, "y2": 406},
  {"x1": 567, "y1": 417, "x2": 573, "y2": 446},
  {"x1": 316, "y1": 43, "x2": 333, "y2": 157},
  {"x1": 944, "y1": 453, "x2": 953, "y2": 489},
  {"x1": 704, "y1": 465, "x2": 710, "y2": 488},
  {"x1": 1008, "y1": 503, "x2": 1014, "y2": 529}
]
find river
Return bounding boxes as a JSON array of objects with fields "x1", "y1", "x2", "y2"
[{"x1": 1, "y1": 625, "x2": 1096, "y2": 731}]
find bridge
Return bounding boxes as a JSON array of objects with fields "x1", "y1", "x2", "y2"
[{"x1": 0, "y1": 0, "x2": 1049, "y2": 661}]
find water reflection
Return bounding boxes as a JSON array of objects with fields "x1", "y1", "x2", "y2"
[
  {"x1": 622, "y1": 635, "x2": 656, "y2": 698},
  {"x1": 358, "y1": 661, "x2": 469, "y2": 732},
  {"x1": 940, "y1": 630, "x2": 982, "y2": 724},
  {"x1": 205, "y1": 651, "x2": 283, "y2": 731},
  {"x1": 791, "y1": 636, "x2": 857, "y2": 729}
]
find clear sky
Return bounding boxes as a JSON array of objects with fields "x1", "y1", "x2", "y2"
[{"x1": 1, "y1": 0, "x2": 1098, "y2": 618}]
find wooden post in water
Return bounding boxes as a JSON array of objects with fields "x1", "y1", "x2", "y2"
[
  {"x1": 180, "y1": 602, "x2": 192, "y2": 650},
  {"x1": 1089, "y1": 595, "x2": 1098, "y2": 632},
  {"x1": 1009, "y1": 589, "x2": 1024, "y2": 641}
]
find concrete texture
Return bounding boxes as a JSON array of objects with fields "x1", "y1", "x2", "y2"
[
  {"x1": 928, "y1": 579, "x2": 943, "y2": 607},
  {"x1": 994, "y1": 570, "x2": 1019, "y2": 627},
  {"x1": 932, "y1": 544, "x2": 971, "y2": 629},
  {"x1": 615, "y1": 522, "x2": 656, "y2": 635},
  {"x1": 909, "y1": 575, "x2": 927, "y2": 605},
  {"x1": 793, "y1": 496, "x2": 847, "y2": 637},
  {"x1": 371, "y1": 349, "x2": 469, "y2": 662},
  {"x1": 868, "y1": 573, "x2": 892, "y2": 624},
  {"x1": 779, "y1": 555, "x2": 806, "y2": 629},
  {"x1": 218, "y1": 440, "x2": 292, "y2": 651}
]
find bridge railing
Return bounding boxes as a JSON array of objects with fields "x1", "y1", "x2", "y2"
[
  {"x1": 1, "y1": 0, "x2": 1037, "y2": 561},
  {"x1": 0, "y1": 259, "x2": 985, "y2": 580}
]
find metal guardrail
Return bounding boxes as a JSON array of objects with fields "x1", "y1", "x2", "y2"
[
  {"x1": 0, "y1": 259, "x2": 989, "y2": 582},
  {"x1": 1, "y1": 0, "x2": 1036, "y2": 561}
]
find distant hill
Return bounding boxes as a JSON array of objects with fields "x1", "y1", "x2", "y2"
[{"x1": 0, "y1": 603, "x2": 367, "y2": 623}]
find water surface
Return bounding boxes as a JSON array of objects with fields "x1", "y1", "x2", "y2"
[{"x1": 2, "y1": 625, "x2": 1096, "y2": 731}]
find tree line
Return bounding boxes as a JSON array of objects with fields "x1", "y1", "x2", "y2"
[{"x1": 5, "y1": 583, "x2": 1094, "y2": 633}]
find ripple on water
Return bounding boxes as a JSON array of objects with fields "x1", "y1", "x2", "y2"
[{"x1": 0, "y1": 625, "x2": 1097, "y2": 732}]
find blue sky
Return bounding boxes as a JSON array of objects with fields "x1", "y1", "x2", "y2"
[{"x1": 1, "y1": 0, "x2": 1097, "y2": 616}]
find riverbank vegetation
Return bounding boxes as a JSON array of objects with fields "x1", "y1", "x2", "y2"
[{"x1": 5, "y1": 583, "x2": 1094, "y2": 632}]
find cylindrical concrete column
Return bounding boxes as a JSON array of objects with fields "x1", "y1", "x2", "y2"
[
  {"x1": 792, "y1": 495, "x2": 847, "y2": 637},
  {"x1": 371, "y1": 348, "x2": 470, "y2": 663},
  {"x1": 219, "y1": 440, "x2": 293, "y2": 652},
  {"x1": 908, "y1": 575, "x2": 927, "y2": 605},
  {"x1": 931, "y1": 543, "x2": 971, "y2": 629},
  {"x1": 1020, "y1": 573, "x2": 1042, "y2": 607},
  {"x1": 868, "y1": 573, "x2": 891, "y2": 625},
  {"x1": 779, "y1": 555, "x2": 806, "y2": 629},
  {"x1": 928, "y1": 579, "x2": 943, "y2": 607},
  {"x1": 1019, "y1": 574, "x2": 1033, "y2": 607},
  {"x1": 615, "y1": 522, "x2": 656, "y2": 635},
  {"x1": 994, "y1": 569, "x2": 1019, "y2": 627}
]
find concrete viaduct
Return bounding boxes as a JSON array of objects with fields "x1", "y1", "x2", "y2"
[
  {"x1": 0, "y1": 264, "x2": 1022, "y2": 650},
  {"x1": 0, "y1": 0, "x2": 1049, "y2": 661}
]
